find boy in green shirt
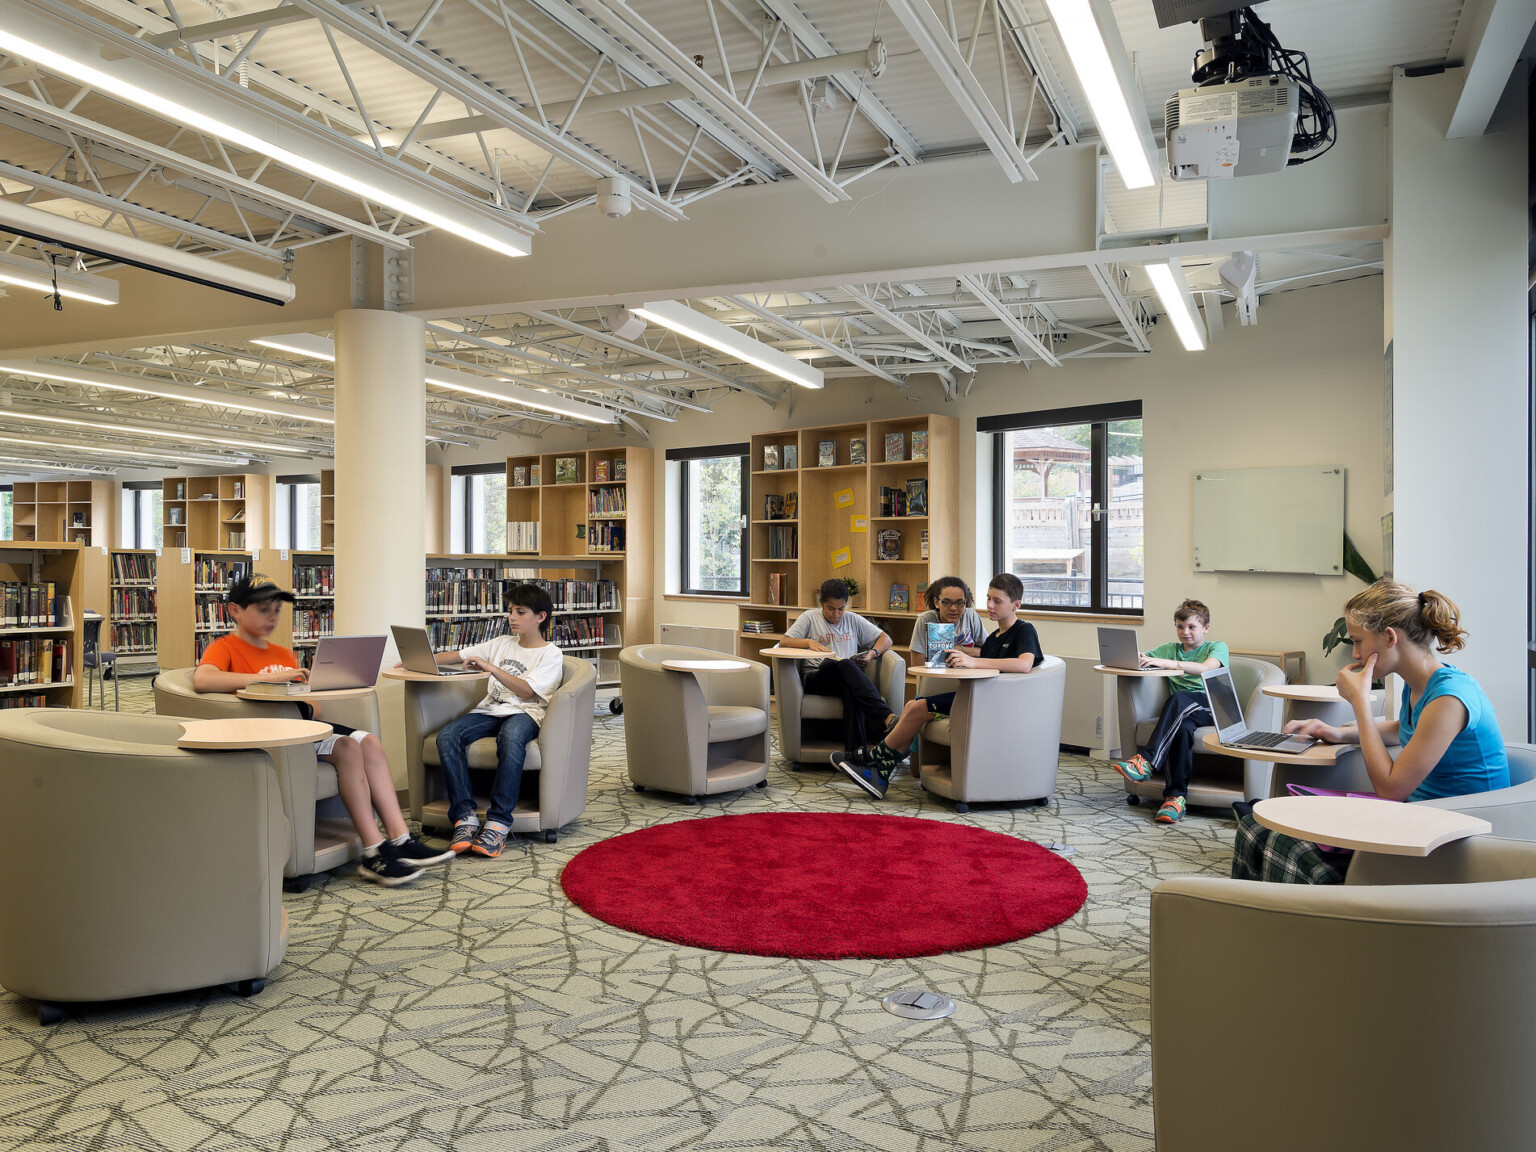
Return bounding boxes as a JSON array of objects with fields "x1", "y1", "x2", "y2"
[{"x1": 1112, "y1": 599, "x2": 1230, "y2": 823}]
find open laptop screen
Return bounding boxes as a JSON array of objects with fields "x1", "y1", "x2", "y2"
[{"x1": 1203, "y1": 667, "x2": 1247, "y2": 733}]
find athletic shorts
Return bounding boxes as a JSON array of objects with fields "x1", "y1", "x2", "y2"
[{"x1": 295, "y1": 701, "x2": 369, "y2": 756}]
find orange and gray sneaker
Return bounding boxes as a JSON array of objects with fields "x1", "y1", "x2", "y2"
[
  {"x1": 1112, "y1": 754, "x2": 1153, "y2": 783},
  {"x1": 450, "y1": 821, "x2": 478, "y2": 855},
  {"x1": 1155, "y1": 796, "x2": 1187, "y2": 824},
  {"x1": 471, "y1": 822, "x2": 509, "y2": 858}
]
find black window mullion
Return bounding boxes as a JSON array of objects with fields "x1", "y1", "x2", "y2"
[
  {"x1": 679, "y1": 459, "x2": 693, "y2": 589},
  {"x1": 1090, "y1": 421, "x2": 1108, "y2": 609}
]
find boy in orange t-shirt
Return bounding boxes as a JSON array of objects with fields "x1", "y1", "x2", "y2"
[{"x1": 195, "y1": 575, "x2": 452, "y2": 886}]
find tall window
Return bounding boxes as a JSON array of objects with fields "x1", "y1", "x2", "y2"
[
  {"x1": 0, "y1": 485, "x2": 11, "y2": 541},
  {"x1": 670, "y1": 443, "x2": 748, "y2": 596},
  {"x1": 275, "y1": 474, "x2": 321, "y2": 550},
  {"x1": 120, "y1": 482, "x2": 162, "y2": 549},
  {"x1": 983, "y1": 402, "x2": 1143, "y2": 614},
  {"x1": 451, "y1": 463, "x2": 506, "y2": 554}
]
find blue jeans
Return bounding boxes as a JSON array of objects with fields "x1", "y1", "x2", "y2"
[{"x1": 435, "y1": 710, "x2": 540, "y2": 828}]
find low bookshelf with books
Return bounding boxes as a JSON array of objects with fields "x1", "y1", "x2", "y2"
[
  {"x1": 109, "y1": 549, "x2": 159, "y2": 672},
  {"x1": 738, "y1": 416, "x2": 957, "y2": 679},
  {"x1": 0, "y1": 542, "x2": 83, "y2": 708}
]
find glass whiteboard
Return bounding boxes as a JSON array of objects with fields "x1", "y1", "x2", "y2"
[{"x1": 1192, "y1": 466, "x2": 1344, "y2": 575}]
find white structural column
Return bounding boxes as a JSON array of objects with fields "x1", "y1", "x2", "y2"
[
  {"x1": 1387, "y1": 66, "x2": 1528, "y2": 733},
  {"x1": 334, "y1": 309, "x2": 427, "y2": 780}
]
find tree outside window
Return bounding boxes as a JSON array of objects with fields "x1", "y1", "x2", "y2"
[{"x1": 672, "y1": 445, "x2": 748, "y2": 596}]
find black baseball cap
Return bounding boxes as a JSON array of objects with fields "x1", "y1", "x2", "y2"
[{"x1": 227, "y1": 575, "x2": 295, "y2": 606}]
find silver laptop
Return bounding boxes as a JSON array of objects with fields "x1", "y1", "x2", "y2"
[
  {"x1": 1201, "y1": 666, "x2": 1318, "y2": 754},
  {"x1": 391, "y1": 624, "x2": 476, "y2": 675},
  {"x1": 308, "y1": 635, "x2": 387, "y2": 691},
  {"x1": 1097, "y1": 626, "x2": 1143, "y2": 671}
]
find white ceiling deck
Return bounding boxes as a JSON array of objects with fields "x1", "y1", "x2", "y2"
[{"x1": 0, "y1": 0, "x2": 1466, "y2": 472}]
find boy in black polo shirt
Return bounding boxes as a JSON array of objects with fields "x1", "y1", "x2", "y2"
[{"x1": 832, "y1": 573, "x2": 1044, "y2": 799}]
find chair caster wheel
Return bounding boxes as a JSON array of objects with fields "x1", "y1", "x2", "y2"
[
  {"x1": 1127, "y1": 794, "x2": 1140, "y2": 806},
  {"x1": 1034, "y1": 797, "x2": 1050, "y2": 807},
  {"x1": 609, "y1": 698, "x2": 623, "y2": 715},
  {"x1": 684, "y1": 796, "x2": 700, "y2": 806},
  {"x1": 955, "y1": 803, "x2": 970, "y2": 814},
  {"x1": 234, "y1": 978, "x2": 265, "y2": 998},
  {"x1": 544, "y1": 831, "x2": 557, "y2": 844},
  {"x1": 37, "y1": 1003, "x2": 63, "y2": 1026},
  {"x1": 755, "y1": 780, "x2": 768, "y2": 789},
  {"x1": 632, "y1": 784, "x2": 646, "y2": 792},
  {"x1": 282, "y1": 875, "x2": 312, "y2": 893}
]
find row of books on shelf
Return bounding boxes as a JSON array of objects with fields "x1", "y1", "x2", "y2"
[
  {"x1": 587, "y1": 523, "x2": 625, "y2": 552},
  {"x1": 742, "y1": 620, "x2": 776, "y2": 634},
  {"x1": 110, "y1": 553, "x2": 155, "y2": 583},
  {"x1": 537, "y1": 578, "x2": 620, "y2": 612},
  {"x1": 427, "y1": 618, "x2": 506, "y2": 649},
  {"x1": 879, "y1": 480, "x2": 929, "y2": 517},
  {"x1": 764, "y1": 572, "x2": 791, "y2": 606},
  {"x1": 1, "y1": 638, "x2": 70, "y2": 686},
  {"x1": 293, "y1": 610, "x2": 334, "y2": 642},
  {"x1": 227, "y1": 531, "x2": 247, "y2": 549},
  {"x1": 763, "y1": 493, "x2": 798, "y2": 520},
  {"x1": 110, "y1": 623, "x2": 157, "y2": 655},
  {"x1": 588, "y1": 487, "x2": 627, "y2": 516},
  {"x1": 876, "y1": 528, "x2": 930, "y2": 561},
  {"x1": 508, "y1": 522, "x2": 539, "y2": 552},
  {"x1": 0, "y1": 694, "x2": 51, "y2": 709},
  {"x1": 766, "y1": 525, "x2": 798, "y2": 560},
  {"x1": 761, "y1": 431, "x2": 928, "y2": 471},
  {"x1": 293, "y1": 564, "x2": 334, "y2": 595},
  {"x1": 2, "y1": 583, "x2": 64, "y2": 629},
  {"x1": 195, "y1": 633, "x2": 221, "y2": 661},
  {"x1": 550, "y1": 616, "x2": 617, "y2": 649},
  {"x1": 110, "y1": 588, "x2": 156, "y2": 619},
  {"x1": 427, "y1": 579, "x2": 504, "y2": 615},
  {"x1": 194, "y1": 558, "x2": 250, "y2": 588},
  {"x1": 196, "y1": 602, "x2": 237, "y2": 630}
]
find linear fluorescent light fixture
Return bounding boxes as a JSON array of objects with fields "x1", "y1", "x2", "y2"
[
  {"x1": 0, "y1": 250, "x2": 118, "y2": 305},
  {"x1": 1042, "y1": 0, "x2": 1158, "y2": 190},
  {"x1": 631, "y1": 300, "x2": 824, "y2": 389},
  {"x1": 427, "y1": 368, "x2": 616, "y2": 425},
  {"x1": 0, "y1": 199, "x2": 294, "y2": 305},
  {"x1": 4, "y1": 410, "x2": 311, "y2": 455},
  {"x1": 252, "y1": 333, "x2": 337, "y2": 362},
  {"x1": 1144, "y1": 259, "x2": 1207, "y2": 351},
  {"x1": 0, "y1": 360, "x2": 335, "y2": 424},
  {"x1": 0, "y1": 21, "x2": 532, "y2": 260},
  {"x1": 0, "y1": 431, "x2": 238, "y2": 466}
]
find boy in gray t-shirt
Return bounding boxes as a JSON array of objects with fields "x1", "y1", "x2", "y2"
[{"x1": 782, "y1": 578, "x2": 896, "y2": 756}]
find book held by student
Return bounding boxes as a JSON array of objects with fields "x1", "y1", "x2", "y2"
[{"x1": 925, "y1": 622, "x2": 955, "y2": 668}]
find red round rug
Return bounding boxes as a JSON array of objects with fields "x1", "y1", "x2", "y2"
[{"x1": 560, "y1": 812, "x2": 1087, "y2": 960}]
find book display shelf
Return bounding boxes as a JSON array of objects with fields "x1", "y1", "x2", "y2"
[
  {"x1": 108, "y1": 549, "x2": 158, "y2": 673},
  {"x1": 8, "y1": 480, "x2": 113, "y2": 546},
  {"x1": 155, "y1": 550, "x2": 254, "y2": 668},
  {"x1": 0, "y1": 542, "x2": 82, "y2": 708},
  {"x1": 259, "y1": 549, "x2": 334, "y2": 670},
  {"x1": 738, "y1": 416, "x2": 957, "y2": 680},
  {"x1": 320, "y1": 469, "x2": 335, "y2": 551},
  {"x1": 161, "y1": 473, "x2": 269, "y2": 552}
]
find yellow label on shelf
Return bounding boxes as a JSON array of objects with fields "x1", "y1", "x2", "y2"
[
  {"x1": 850, "y1": 516, "x2": 868, "y2": 533},
  {"x1": 831, "y1": 547, "x2": 852, "y2": 569},
  {"x1": 834, "y1": 488, "x2": 854, "y2": 508}
]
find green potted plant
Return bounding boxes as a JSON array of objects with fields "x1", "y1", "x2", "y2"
[{"x1": 1322, "y1": 534, "x2": 1378, "y2": 658}]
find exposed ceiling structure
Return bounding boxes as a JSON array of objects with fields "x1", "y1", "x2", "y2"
[{"x1": 0, "y1": 0, "x2": 1487, "y2": 473}]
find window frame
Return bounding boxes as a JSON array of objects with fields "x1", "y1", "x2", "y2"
[
  {"x1": 982, "y1": 400, "x2": 1144, "y2": 617},
  {"x1": 122, "y1": 481, "x2": 160, "y2": 549},
  {"x1": 451, "y1": 462, "x2": 506, "y2": 555},
  {"x1": 275, "y1": 473, "x2": 321, "y2": 551},
  {"x1": 0, "y1": 484, "x2": 11, "y2": 541},
  {"x1": 669, "y1": 442, "x2": 749, "y2": 598}
]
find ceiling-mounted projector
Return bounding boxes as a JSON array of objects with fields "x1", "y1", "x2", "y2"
[{"x1": 1154, "y1": 2, "x2": 1335, "y2": 183}]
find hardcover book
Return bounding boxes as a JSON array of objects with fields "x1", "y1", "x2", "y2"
[
  {"x1": 530, "y1": 464, "x2": 541, "y2": 485},
  {"x1": 888, "y1": 584, "x2": 909, "y2": 611},
  {"x1": 763, "y1": 444, "x2": 780, "y2": 471},
  {"x1": 818, "y1": 440, "x2": 836, "y2": 467},
  {"x1": 513, "y1": 466, "x2": 528, "y2": 487},
  {"x1": 765, "y1": 494, "x2": 785, "y2": 520},
  {"x1": 595, "y1": 460, "x2": 610, "y2": 482},
  {"x1": 784, "y1": 492, "x2": 798, "y2": 519},
  {"x1": 614, "y1": 459, "x2": 626, "y2": 481},
  {"x1": 926, "y1": 622, "x2": 956, "y2": 668},
  {"x1": 884, "y1": 432, "x2": 905, "y2": 462},
  {"x1": 911, "y1": 429, "x2": 929, "y2": 460},
  {"x1": 906, "y1": 478, "x2": 929, "y2": 515},
  {"x1": 783, "y1": 444, "x2": 798, "y2": 469},
  {"x1": 877, "y1": 528, "x2": 901, "y2": 561},
  {"x1": 920, "y1": 528, "x2": 930, "y2": 560},
  {"x1": 849, "y1": 437, "x2": 867, "y2": 465},
  {"x1": 555, "y1": 457, "x2": 579, "y2": 484}
]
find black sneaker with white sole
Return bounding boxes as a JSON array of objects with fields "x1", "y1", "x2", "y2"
[
  {"x1": 357, "y1": 842, "x2": 419, "y2": 887},
  {"x1": 390, "y1": 833, "x2": 455, "y2": 868},
  {"x1": 831, "y1": 750, "x2": 890, "y2": 799}
]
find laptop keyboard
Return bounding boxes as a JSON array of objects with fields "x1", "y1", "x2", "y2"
[{"x1": 1237, "y1": 731, "x2": 1293, "y2": 748}]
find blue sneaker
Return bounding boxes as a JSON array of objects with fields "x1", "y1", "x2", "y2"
[{"x1": 831, "y1": 750, "x2": 890, "y2": 799}]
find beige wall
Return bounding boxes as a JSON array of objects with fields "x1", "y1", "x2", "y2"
[{"x1": 440, "y1": 275, "x2": 1387, "y2": 680}]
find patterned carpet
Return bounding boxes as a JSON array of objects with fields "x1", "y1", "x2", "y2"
[{"x1": 1, "y1": 680, "x2": 1237, "y2": 1151}]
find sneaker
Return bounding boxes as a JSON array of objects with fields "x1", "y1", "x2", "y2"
[
  {"x1": 392, "y1": 833, "x2": 455, "y2": 869},
  {"x1": 831, "y1": 751, "x2": 890, "y2": 799},
  {"x1": 1155, "y1": 796, "x2": 1187, "y2": 824},
  {"x1": 449, "y1": 821, "x2": 479, "y2": 855},
  {"x1": 470, "y1": 823, "x2": 509, "y2": 858},
  {"x1": 357, "y1": 843, "x2": 418, "y2": 887},
  {"x1": 1113, "y1": 754, "x2": 1153, "y2": 784}
]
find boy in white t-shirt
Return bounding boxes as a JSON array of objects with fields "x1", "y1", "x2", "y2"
[
  {"x1": 429, "y1": 583, "x2": 566, "y2": 858},
  {"x1": 782, "y1": 577, "x2": 896, "y2": 756}
]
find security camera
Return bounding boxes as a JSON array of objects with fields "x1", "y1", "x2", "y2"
[{"x1": 596, "y1": 177, "x2": 632, "y2": 219}]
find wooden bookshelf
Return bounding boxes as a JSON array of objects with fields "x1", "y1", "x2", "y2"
[
  {"x1": 261, "y1": 549, "x2": 333, "y2": 669},
  {"x1": 108, "y1": 548, "x2": 158, "y2": 671},
  {"x1": 320, "y1": 469, "x2": 335, "y2": 552},
  {"x1": 161, "y1": 473, "x2": 269, "y2": 552},
  {"x1": 7, "y1": 479, "x2": 111, "y2": 547},
  {"x1": 155, "y1": 549, "x2": 255, "y2": 669},
  {"x1": 738, "y1": 416, "x2": 958, "y2": 678},
  {"x1": 0, "y1": 541, "x2": 83, "y2": 708}
]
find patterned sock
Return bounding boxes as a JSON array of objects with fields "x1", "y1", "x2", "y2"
[{"x1": 870, "y1": 740, "x2": 902, "y2": 766}]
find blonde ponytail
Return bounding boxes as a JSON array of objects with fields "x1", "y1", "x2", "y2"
[{"x1": 1344, "y1": 580, "x2": 1467, "y2": 653}]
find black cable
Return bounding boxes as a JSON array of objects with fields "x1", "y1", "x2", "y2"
[{"x1": 1237, "y1": 6, "x2": 1336, "y2": 165}]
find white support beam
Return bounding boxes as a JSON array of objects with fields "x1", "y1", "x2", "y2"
[
  {"x1": 1085, "y1": 264, "x2": 1150, "y2": 352},
  {"x1": 145, "y1": 4, "x2": 314, "y2": 46},
  {"x1": 1447, "y1": 0, "x2": 1536, "y2": 138},
  {"x1": 0, "y1": 359, "x2": 335, "y2": 423},
  {"x1": 723, "y1": 295, "x2": 904, "y2": 385},
  {"x1": 838, "y1": 285, "x2": 974, "y2": 372},
  {"x1": 957, "y1": 274, "x2": 1060, "y2": 366},
  {"x1": 882, "y1": 0, "x2": 1036, "y2": 182}
]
